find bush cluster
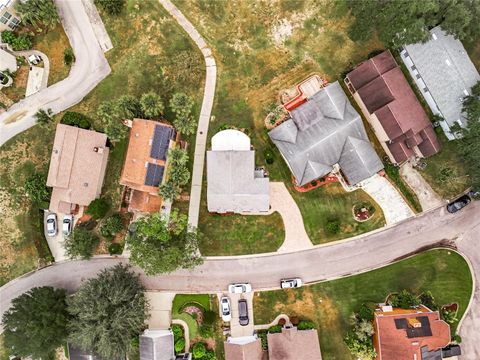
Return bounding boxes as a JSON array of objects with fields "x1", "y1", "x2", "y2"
[
  {"x1": 1, "y1": 31, "x2": 32, "y2": 50},
  {"x1": 61, "y1": 111, "x2": 91, "y2": 129}
]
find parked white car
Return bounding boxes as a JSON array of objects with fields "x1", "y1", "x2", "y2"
[
  {"x1": 46, "y1": 213, "x2": 57, "y2": 237},
  {"x1": 28, "y1": 54, "x2": 42, "y2": 65},
  {"x1": 62, "y1": 215, "x2": 73, "y2": 236},
  {"x1": 228, "y1": 283, "x2": 252, "y2": 294},
  {"x1": 280, "y1": 278, "x2": 303, "y2": 289},
  {"x1": 220, "y1": 296, "x2": 231, "y2": 322}
]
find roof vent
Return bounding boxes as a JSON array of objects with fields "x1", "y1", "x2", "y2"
[
  {"x1": 463, "y1": 89, "x2": 469, "y2": 96},
  {"x1": 84, "y1": 182, "x2": 89, "y2": 187},
  {"x1": 445, "y1": 59, "x2": 451, "y2": 66},
  {"x1": 93, "y1": 147, "x2": 104, "y2": 154},
  {"x1": 53, "y1": 149, "x2": 58, "y2": 154},
  {"x1": 432, "y1": 33, "x2": 437, "y2": 40}
]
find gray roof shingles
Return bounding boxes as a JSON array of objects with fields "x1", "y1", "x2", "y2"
[
  {"x1": 269, "y1": 81, "x2": 383, "y2": 186},
  {"x1": 403, "y1": 26, "x2": 480, "y2": 127}
]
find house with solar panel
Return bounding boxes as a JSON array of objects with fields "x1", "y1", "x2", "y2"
[
  {"x1": 268, "y1": 81, "x2": 383, "y2": 187},
  {"x1": 120, "y1": 119, "x2": 176, "y2": 213}
]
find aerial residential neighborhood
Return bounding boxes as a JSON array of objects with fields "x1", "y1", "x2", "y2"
[{"x1": 0, "y1": 1, "x2": 479, "y2": 360}]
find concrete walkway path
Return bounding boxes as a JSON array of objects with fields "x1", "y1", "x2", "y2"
[
  {"x1": 400, "y1": 162, "x2": 444, "y2": 211},
  {"x1": 254, "y1": 314, "x2": 292, "y2": 330},
  {"x1": 145, "y1": 291, "x2": 176, "y2": 330},
  {"x1": 81, "y1": 0, "x2": 113, "y2": 52},
  {"x1": 172, "y1": 318, "x2": 190, "y2": 349},
  {"x1": 0, "y1": 0, "x2": 111, "y2": 147},
  {"x1": 270, "y1": 182, "x2": 313, "y2": 252},
  {"x1": 158, "y1": 0, "x2": 217, "y2": 229},
  {"x1": 13, "y1": 49, "x2": 50, "y2": 89},
  {"x1": 361, "y1": 174, "x2": 414, "y2": 225}
]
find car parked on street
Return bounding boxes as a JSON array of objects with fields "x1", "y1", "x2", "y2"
[
  {"x1": 281, "y1": 278, "x2": 303, "y2": 289},
  {"x1": 238, "y1": 299, "x2": 249, "y2": 326},
  {"x1": 447, "y1": 195, "x2": 471, "y2": 213},
  {"x1": 220, "y1": 296, "x2": 231, "y2": 322},
  {"x1": 228, "y1": 283, "x2": 252, "y2": 294},
  {"x1": 62, "y1": 215, "x2": 73, "y2": 236},
  {"x1": 46, "y1": 213, "x2": 57, "y2": 237}
]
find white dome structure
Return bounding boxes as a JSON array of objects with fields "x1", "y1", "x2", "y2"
[{"x1": 211, "y1": 129, "x2": 251, "y2": 151}]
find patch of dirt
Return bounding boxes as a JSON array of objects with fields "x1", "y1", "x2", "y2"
[
  {"x1": 271, "y1": 18, "x2": 294, "y2": 45},
  {"x1": 3, "y1": 109, "x2": 28, "y2": 124}
]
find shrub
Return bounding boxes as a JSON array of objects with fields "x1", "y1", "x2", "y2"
[
  {"x1": 264, "y1": 149, "x2": 274, "y2": 164},
  {"x1": 61, "y1": 111, "x2": 90, "y2": 129},
  {"x1": 419, "y1": 291, "x2": 438, "y2": 310},
  {"x1": 278, "y1": 318, "x2": 286, "y2": 326},
  {"x1": 64, "y1": 227, "x2": 100, "y2": 259},
  {"x1": 24, "y1": 173, "x2": 50, "y2": 204},
  {"x1": 174, "y1": 338, "x2": 185, "y2": 353},
  {"x1": 268, "y1": 325, "x2": 282, "y2": 333},
  {"x1": 325, "y1": 219, "x2": 341, "y2": 235},
  {"x1": 95, "y1": 0, "x2": 126, "y2": 15},
  {"x1": 297, "y1": 320, "x2": 316, "y2": 330},
  {"x1": 100, "y1": 213, "x2": 123, "y2": 238},
  {"x1": 441, "y1": 309, "x2": 458, "y2": 324},
  {"x1": 63, "y1": 48, "x2": 75, "y2": 65},
  {"x1": 108, "y1": 243, "x2": 123, "y2": 255},
  {"x1": 172, "y1": 324, "x2": 183, "y2": 342},
  {"x1": 1, "y1": 31, "x2": 32, "y2": 50},
  {"x1": 257, "y1": 330, "x2": 268, "y2": 350},
  {"x1": 86, "y1": 198, "x2": 110, "y2": 219},
  {"x1": 202, "y1": 310, "x2": 217, "y2": 326},
  {"x1": 452, "y1": 334, "x2": 462, "y2": 344},
  {"x1": 389, "y1": 289, "x2": 420, "y2": 309},
  {"x1": 192, "y1": 342, "x2": 206, "y2": 359},
  {"x1": 199, "y1": 324, "x2": 214, "y2": 338},
  {"x1": 358, "y1": 303, "x2": 374, "y2": 321}
]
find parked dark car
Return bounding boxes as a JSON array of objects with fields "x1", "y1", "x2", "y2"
[
  {"x1": 468, "y1": 189, "x2": 479, "y2": 199},
  {"x1": 446, "y1": 195, "x2": 471, "y2": 213},
  {"x1": 238, "y1": 299, "x2": 249, "y2": 326}
]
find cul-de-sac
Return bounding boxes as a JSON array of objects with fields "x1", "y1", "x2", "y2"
[{"x1": 0, "y1": 0, "x2": 479, "y2": 359}]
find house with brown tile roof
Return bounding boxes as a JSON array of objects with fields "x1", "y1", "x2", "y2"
[
  {"x1": 267, "y1": 327, "x2": 322, "y2": 360},
  {"x1": 224, "y1": 336, "x2": 264, "y2": 360},
  {"x1": 345, "y1": 51, "x2": 441, "y2": 164},
  {"x1": 373, "y1": 305, "x2": 451, "y2": 360},
  {"x1": 120, "y1": 119, "x2": 176, "y2": 213},
  {"x1": 47, "y1": 124, "x2": 109, "y2": 214}
]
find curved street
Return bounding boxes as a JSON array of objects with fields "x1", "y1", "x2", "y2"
[
  {"x1": 0, "y1": 0, "x2": 110, "y2": 147},
  {"x1": 1, "y1": 202, "x2": 479, "y2": 357}
]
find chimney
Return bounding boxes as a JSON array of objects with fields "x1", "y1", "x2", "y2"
[
  {"x1": 408, "y1": 318, "x2": 421, "y2": 328},
  {"x1": 93, "y1": 147, "x2": 104, "y2": 154}
]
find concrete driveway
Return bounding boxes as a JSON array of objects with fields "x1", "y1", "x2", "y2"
[
  {"x1": 227, "y1": 292, "x2": 255, "y2": 338},
  {"x1": 43, "y1": 211, "x2": 67, "y2": 262},
  {"x1": 400, "y1": 162, "x2": 444, "y2": 210},
  {"x1": 0, "y1": 0, "x2": 111, "y2": 147},
  {"x1": 145, "y1": 291, "x2": 175, "y2": 330}
]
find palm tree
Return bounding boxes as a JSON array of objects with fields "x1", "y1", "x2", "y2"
[
  {"x1": 140, "y1": 92, "x2": 164, "y2": 119},
  {"x1": 16, "y1": 0, "x2": 60, "y2": 31}
]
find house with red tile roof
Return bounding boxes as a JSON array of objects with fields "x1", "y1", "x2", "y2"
[
  {"x1": 345, "y1": 51, "x2": 441, "y2": 164},
  {"x1": 373, "y1": 305, "x2": 451, "y2": 360}
]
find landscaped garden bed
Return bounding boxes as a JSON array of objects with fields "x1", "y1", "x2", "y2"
[{"x1": 352, "y1": 201, "x2": 376, "y2": 222}]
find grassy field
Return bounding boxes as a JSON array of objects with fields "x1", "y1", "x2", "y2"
[
  {"x1": 253, "y1": 249, "x2": 472, "y2": 359},
  {"x1": 0, "y1": 0, "x2": 204, "y2": 284},
  {"x1": 175, "y1": 0, "x2": 388, "y2": 250}
]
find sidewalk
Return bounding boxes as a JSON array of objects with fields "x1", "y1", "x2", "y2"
[{"x1": 158, "y1": 0, "x2": 217, "y2": 229}]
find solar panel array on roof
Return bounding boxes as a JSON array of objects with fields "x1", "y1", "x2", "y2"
[
  {"x1": 394, "y1": 318, "x2": 408, "y2": 329},
  {"x1": 150, "y1": 125, "x2": 175, "y2": 160},
  {"x1": 144, "y1": 163, "x2": 164, "y2": 187},
  {"x1": 405, "y1": 316, "x2": 432, "y2": 338}
]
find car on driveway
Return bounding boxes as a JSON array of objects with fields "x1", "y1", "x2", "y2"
[
  {"x1": 220, "y1": 296, "x2": 231, "y2": 322},
  {"x1": 447, "y1": 195, "x2": 471, "y2": 214},
  {"x1": 228, "y1": 283, "x2": 252, "y2": 294},
  {"x1": 62, "y1": 215, "x2": 73, "y2": 236},
  {"x1": 46, "y1": 213, "x2": 57, "y2": 237},
  {"x1": 238, "y1": 299, "x2": 249, "y2": 326},
  {"x1": 281, "y1": 278, "x2": 303, "y2": 289}
]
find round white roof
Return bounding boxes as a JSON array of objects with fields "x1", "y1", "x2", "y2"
[{"x1": 211, "y1": 129, "x2": 251, "y2": 151}]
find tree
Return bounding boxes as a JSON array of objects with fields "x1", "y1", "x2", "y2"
[
  {"x1": 169, "y1": 92, "x2": 196, "y2": 135},
  {"x1": 105, "y1": 117, "x2": 129, "y2": 142},
  {"x1": 1, "y1": 31, "x2": 32, "y2": 50},
  {"x1": 140, "y1": 92, "x2": 164, "y2": 119},
  {"x1": 127, "y1": 210, "x2": 203, "y2": 275},
  {"x1": 24, "y1": 172, "x2": 50, "y2": 204},
  {"x1": 159, "y1": 180, "x2": 179, "y2": 201},
  {"x1": 67, "y1": 264, "x2": 147, "y2": 359},
  {"x1": 419, "y1": 291, "x2": 438, "y2": 310},
  {"x1": 116, "y1": 95, "x2": 143, "y2": 120},
  {"x1": 100, "y1": 213, "x2": 123, "y2": 238},
  {"x1": 35, "y1": 108, "x2": 53, "y2": 127},
  {"x1": 16, "y1": 0, "x2": 60, "y2": 30},
  {"x1": 63, "y1": 48, "x2": 75, "y2": 66},
  {"x1": 95, "y1": 0, "x2": 126, "y2": 15},
  {"x1": 97, "y1": 100, "x2": 120, "y2": 122},
  {"x1": 2, "y1": 287, "x2": 68, "y2": 359},
  {"x1": 389, "y1": 289, "x2": 420, "y2": 309},
  {"x1": 168, "y1": 148, "x2": 190, "y2": 186},
  {"x1": 344, "y1": 333, "x2": 376, "y2": 360},
  {"x1": 192, "y1": 342, "x2": 207, "y2": 359},
  {"x1": 64, "y1": 226, "x2": 100, "y2": 259},
  {"x1": 85, "y1": 198, "x2": 110, "y2": 219}
]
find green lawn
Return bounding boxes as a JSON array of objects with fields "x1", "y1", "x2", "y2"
[
  {"x1": 172, "y1": 294, "x2": 211, "y2": 340},
  {"x1": 174, "y1": 0, "x2": 387, "y2": 252},
  {"x1": 253, "y1": 249, "x2": 472, "y2": 359},
  {"x1": 420, "y1": 130, "x2": 471, "y2": 200}
]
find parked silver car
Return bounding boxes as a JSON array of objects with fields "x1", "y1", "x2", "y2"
[
  {"x1": 62, "y1": 215, "x2": 73, "y2": 236},
  {"x1": 46, "y1": 213, "x2": 57, "y2": 237},
  {"x1": 220, "y1": 296, "x2": 231, "y2": 322},
  {"x1": 281, "y1": 278, "x2": 303, "y2": 289},
  {"x1": 228, "y1": 283, "x2": 252, "y2": 294}
]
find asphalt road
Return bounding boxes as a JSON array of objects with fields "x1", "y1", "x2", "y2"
[
  {"x1": 0, "y1": 0, "x2": 110, "y2": 147},
  {"x1": 1, "y1": 203, "x2": 479, "y2": 357}
]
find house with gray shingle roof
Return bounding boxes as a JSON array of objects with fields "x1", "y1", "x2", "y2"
[
  {"x1": 269, "y1": 81, "x2": 383, "y2": 186},
  {"x1": 207, "y1": 129, "x2": 269, "y2": 213},
  {"x1": 400, "y1": 26, "x2": 480, "y2": 140}
]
